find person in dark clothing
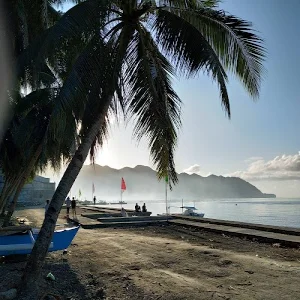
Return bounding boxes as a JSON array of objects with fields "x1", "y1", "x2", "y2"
[
  {"x1": 65, "y1": 196, "x2": 71, "y2": 215},
  {"x1": 142, "y1": 203, "x2": 147, "y2": 213},
  {"x1": 45, "y1": 200, "x2": 50, "y2": 216},
  {"x1": 93, "y1": 196, "x2": 96, "y2": 205},
  {"x1": 135, "y1": 203, "x2": 139, "y2": 212},
  {"x1": 71, "y1": 197, "x2": 77, "y2": 218}
]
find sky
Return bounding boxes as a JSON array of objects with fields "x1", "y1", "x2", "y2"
[{"x1": 50, "y1": 0, "x2": 300, "y2": 198}]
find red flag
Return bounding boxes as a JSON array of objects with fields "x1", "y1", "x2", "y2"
[{"x1": 121, "y1": 177, "x2": 126, "y2": 191}]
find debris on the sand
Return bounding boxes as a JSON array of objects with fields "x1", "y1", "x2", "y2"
[
  {"x1": 46, "y1": 272, "x2": 55, "y2": 281},
  {"x1": 219, "y1": 259, "x2": 233, "y2": 266},
  {"x1": 237, "y1": 281, "x2": 253, "y2": 286},
  {"x1": 129, "y1": 265, "x2": 141, "y2": 270},
  {"x1": 272, "y1": 243, "x2": 281, "y2": 248}
]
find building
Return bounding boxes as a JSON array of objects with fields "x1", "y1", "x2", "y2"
[{"x1": 0, "y1": 173, "x2": 55, "y2": 206}]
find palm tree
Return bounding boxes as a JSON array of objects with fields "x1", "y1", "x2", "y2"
[
  {"x1": 0, "y1": 87, "x2": 79, "y2": 225},
  {"x1": 0, "y1": 0, "x2": 90, "y2": 222},
  {"x1": 16, "y1": 0, "x2": 265, "y2": 296}
]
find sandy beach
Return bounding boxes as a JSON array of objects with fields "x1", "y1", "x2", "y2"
[{"x1": 1, "y1": 207, "x2": 300, "y2": 299}]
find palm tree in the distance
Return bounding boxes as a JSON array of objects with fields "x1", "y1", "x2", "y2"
[{"x1": 18, "y1": 0, "x2": 265, "y2": 296}]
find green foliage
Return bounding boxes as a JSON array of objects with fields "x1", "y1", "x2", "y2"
[{"x1": 4, "y1": 0, "x2": 265, "y2": 190}]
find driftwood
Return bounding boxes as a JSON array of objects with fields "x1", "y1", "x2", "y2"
[{"x1": 0, "y1": 225, "x2": 31, "y2": 236}]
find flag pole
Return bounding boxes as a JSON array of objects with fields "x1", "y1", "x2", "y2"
[{"x1": 120, "y1": 189, "x2": 123, "y2": 208}]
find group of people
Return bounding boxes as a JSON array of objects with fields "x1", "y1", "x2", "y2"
[
  {"x1": 135, "y1": 203, "x2": 147, "y2": 213},
  {"x1": 121, "y1": 203, "x2": 147, "y2": 217},
  {"x1": 45, "y1": 197, "x2": 147, "y2": 220},
  {"x1": 65, "y1": 196, "x2": 77, "y2": 218},
  {"x1": 45, "y1": 197, "x2": 77, "y2": 219}
]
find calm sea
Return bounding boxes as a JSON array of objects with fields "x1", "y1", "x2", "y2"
[{"x1": 100, "y1": 198, "x2": 300, "y2": 228}]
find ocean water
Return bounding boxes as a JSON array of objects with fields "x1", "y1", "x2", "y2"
[{"x1": 99, "y1": 198, "x2": 300, "y2": 228}]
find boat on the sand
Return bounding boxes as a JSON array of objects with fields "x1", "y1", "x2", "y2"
[{"x1": 0, "y1": 225, "x2": 79, "y2": 256}]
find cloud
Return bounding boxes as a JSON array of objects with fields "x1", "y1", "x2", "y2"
[
  {"x1": 228, "y1": 153, "x2": 300, "y2": 181},
  {"x1": 244, "y1": 156, "x2": 264, "y2": 163},
  {"x1": 182, "y1": 164, "x2": 212, "y2": 177},
  {"x1": 183, "y1": 164, "x2": 202, "y2": 174}
]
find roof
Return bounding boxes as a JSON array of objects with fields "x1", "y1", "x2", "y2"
[{"x1": 180, "y1": 206, "x2": 197, "y2": 210}]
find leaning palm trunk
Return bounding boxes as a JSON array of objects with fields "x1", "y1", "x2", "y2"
[
  {"x1": 19, "y1": 102, "x2": 110, "y2": 298},
  {"x1": 0, "y1": 177, "x2": 18, "y2": 213},
  {"x1": 0, "y1": 179, "x2": 19, "y2": 216},
  {"x1": 2, "y1": 178, "x2": 26, "y2": 227},
  {"x1": 0, "y1": 180, "x2": 10, "y2": 210},
  {"x1": 2, "y1": 143, "x2": 43, "y2": 227}
]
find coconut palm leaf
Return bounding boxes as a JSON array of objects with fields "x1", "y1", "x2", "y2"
[
  {"x1": 18, "y1": 0, "x2": 110, "y2": 77},
  {"x1": 48, "y1": 36, "x2": 114, "y2": 140},
  {"x1": 156, "y1": 5, "x2": 265, "y2": 98},
  {"x1": 158, "y1": 0, "x2": 220, "y2": 9},
  {"x1": 153, "y1": 8, "x2": 230, "y2": 115},
  {"x1": 124, "y1": 25, "x2": 181, "y2": 185}
]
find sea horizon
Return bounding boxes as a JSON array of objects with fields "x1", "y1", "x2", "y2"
[{"x1": 91, "y1": 197, "x2": 300, "y2": 229}]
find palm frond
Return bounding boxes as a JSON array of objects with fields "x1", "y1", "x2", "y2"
[
  {"x1": 157, "y1": 5, "x2": 266, "y2": 98},
  {"x1": 88, "y1": 112, "x2": 110, "y2": 164},
  {"x1": 17, "y1": 0, "x2": 110, "y2": 82},
  {"x1": 124, "y1": 25, "x2": 181, "y2": 186},
  {"x1": 154, "y1": 8, "x2": 230, "y2": 116},
  {"x1": 47, "y1": 4, "x2": 63, "y2": 25},
  {"x1": 158, "y1": 0, "x2": 220, "y2": 9}
]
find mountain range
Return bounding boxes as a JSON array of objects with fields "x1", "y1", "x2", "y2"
[{"x1": 71, "y1": 165, "x2": 276, "y2": 201}]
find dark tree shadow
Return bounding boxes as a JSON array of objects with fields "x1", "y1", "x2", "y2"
[{"x1": 0, "y1": 254, "x2": 105, "y2": 300}]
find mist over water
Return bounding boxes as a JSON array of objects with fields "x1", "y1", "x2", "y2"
[{"x1": 96, "y1": 198, "x2": 300, "y2": 228}]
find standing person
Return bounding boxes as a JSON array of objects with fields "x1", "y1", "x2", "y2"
[
  {"x1": 71, "y1": 197, "x2": 77, "y2": 219},
  {"x1": 45, "y1": 200, "x2": 50, "y2": 216},
  {"x1": 93, "y1": 196, "x2": 96, "y2": 205},
  {"x1": 65, "y1": 196, "x2": 71, "y2": 216}
]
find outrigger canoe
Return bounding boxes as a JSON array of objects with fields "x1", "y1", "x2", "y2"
[{"x1": 0, "y1": 225, "x2": 79, "y2": 256}]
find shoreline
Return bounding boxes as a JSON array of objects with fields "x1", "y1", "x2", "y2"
[{"x1": 1, "y1": 207, "x2": 300, "y2": 299}]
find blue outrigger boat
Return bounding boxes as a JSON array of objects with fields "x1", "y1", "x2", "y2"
[{"x1": 0, "y1": 226, "x2": 79, "y2": 256}]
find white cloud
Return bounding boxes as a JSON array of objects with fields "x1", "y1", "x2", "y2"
[
  {"x1": 183, "y1": 164, "x2": 202, "y2": 174},
  {"x1": 244, "y1": 156, "x2": 264, "y2": 163},
  {"x1": 228, "y1": 152, "x2": 300, "y2": 181},
  {"x1": 182, "y1": 164, "x2": 212, "y2": 177}
]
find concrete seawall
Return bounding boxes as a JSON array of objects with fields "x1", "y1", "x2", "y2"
[{"x1": 75, "y1": 206, "x2": 300, "y2": 248}]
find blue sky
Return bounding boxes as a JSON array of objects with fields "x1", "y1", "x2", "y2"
[{"x1": 54, "y1": 1, "x2": 300, "y2": 197}]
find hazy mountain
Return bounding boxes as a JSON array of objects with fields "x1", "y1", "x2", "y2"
[{"x1": 71, "y1": 165, "x2": 276, "y2": 201}]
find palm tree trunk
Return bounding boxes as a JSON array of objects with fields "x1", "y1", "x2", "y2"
[
  {"x1": 0, "y1": 178, "x2": 17, "y2": 214},
  {"x1": 2, "y1": 143, "x2": 43, "y2": 227},
  {"x1": 2, "y1": 178, "x2": 25, "y2": 227},
  {"x1": 1, "y1": 198, "x2": 11, "y2": 216},
  {"x1": 19, "y1": 103, "x2": 110, "y2": 298},
  {"x1": 0, "y1": 180, "x2": 10, "y2": 209},
  {"x1": 0, "y1": 185, "x2": 17, "y2": 216}
]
